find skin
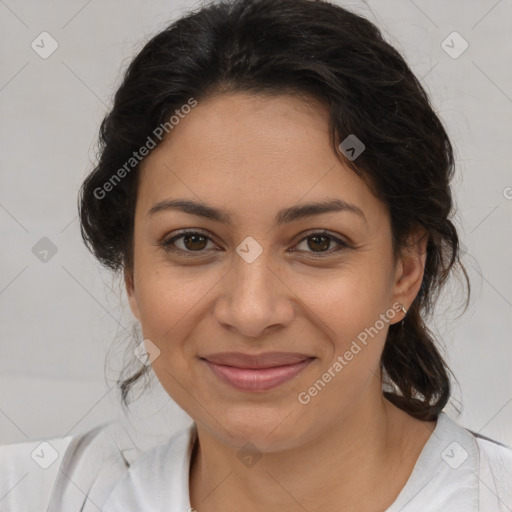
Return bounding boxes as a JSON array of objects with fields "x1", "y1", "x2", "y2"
[{"x1": 125, "y1": 92, "x2": 436, "y2": 511}]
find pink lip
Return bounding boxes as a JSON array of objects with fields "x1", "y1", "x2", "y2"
[{"x1": 201, "y1": 352, "x2": 315, "y2": 391}]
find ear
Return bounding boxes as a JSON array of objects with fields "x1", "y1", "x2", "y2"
[
  {"x1": 390, "y1": 227, "x2": 428, "y2": 324},
  {"x1": 124, "y1": 269, "x2": 141, "y2": 321}
]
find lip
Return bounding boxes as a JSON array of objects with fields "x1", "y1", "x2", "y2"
[{"x1": 201, "y1": 352, "x2": 315, "y2": 391}]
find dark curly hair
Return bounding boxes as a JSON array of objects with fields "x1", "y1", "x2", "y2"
[{"x1": 78, "y1": 0, "x2": 470, "y2": 421}]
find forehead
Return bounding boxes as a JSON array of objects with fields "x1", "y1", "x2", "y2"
[{"x1": 136, "y1": 92, "x2": 385, "y2": 226}]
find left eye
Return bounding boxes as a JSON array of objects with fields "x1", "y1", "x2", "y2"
[
  {"x1": 159, "y1": 230, "x2": 348, "y2": 257},
  {"x1": 293, "y1": 231, "x2": 348, "y2": 256}
]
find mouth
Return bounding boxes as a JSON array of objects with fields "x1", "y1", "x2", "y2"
[{"x1": 200, "y1": 352, "x2": 316, "y2": 392}]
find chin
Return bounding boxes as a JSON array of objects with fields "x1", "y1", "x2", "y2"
[{"x1": 209, "y1": 407, "x2": 306, "y2": 452}]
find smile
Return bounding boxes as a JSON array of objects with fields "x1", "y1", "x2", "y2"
[{"x1": 201, "y1": 352, "x2": 316, "y2": 391}]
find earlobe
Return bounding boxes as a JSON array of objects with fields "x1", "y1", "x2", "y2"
[{"x1": 124, "y1": 270, "x2": 141, "y2": 321}]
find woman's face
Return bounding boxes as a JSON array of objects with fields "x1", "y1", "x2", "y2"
[{"x1": 125, "y1": 92, "x2": 426, "y2": 450}]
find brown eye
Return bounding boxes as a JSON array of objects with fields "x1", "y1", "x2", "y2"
[
  {"x1": 293, "y1": 231, "x2": 348, "y2": 257},
  {"x1": 307, "y1": 235, "x2": 331, "y2": 252},
  {"x1": 181, "y1": 233, "x2": 208, "y2": 251},
  {"x1": 159, "y1": 230, "x2": 216, "y2": 255}
]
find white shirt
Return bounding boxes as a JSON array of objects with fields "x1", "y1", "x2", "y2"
[{"x1": 1, "y1": 412, "x2": 511, "y2": 511}]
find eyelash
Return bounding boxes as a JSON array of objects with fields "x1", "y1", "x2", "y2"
[{"x1": 158, "y1": 229, "x2": 349, "y2": 258}]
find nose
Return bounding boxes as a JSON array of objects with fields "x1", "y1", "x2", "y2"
[{"x1": 213, "y1": 249, "x2": 295, "y2": 338}]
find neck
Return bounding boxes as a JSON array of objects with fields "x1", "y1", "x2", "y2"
[{"x1": 189, "y1": 391, "x2": 436, "y2": 512}]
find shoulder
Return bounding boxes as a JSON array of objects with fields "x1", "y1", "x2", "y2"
[
  {"x1": 439, "y1": 413, "x2": 512, "y2": 511},
  {"x1": 388, "y1": 411, "x2": 511, "y2": 512},
  {"x1": 102, "y1": 423, "x2": 197, "y2": 511},
  {"x1": 0, "y1": 421, "x2": 137, "y2": 512},
  {"x1": 471, "y1": 431, "x2": 512, "y2": 510},
  {"x1": 0, "y1": 433, "x2": 74, "y2": 511}
]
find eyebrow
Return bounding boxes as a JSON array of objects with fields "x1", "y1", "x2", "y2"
[{"x1": 147, "y1": 198, "x2": 367, "y2": 225}]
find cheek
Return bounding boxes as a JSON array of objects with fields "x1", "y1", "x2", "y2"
[
  {"x1": 295, "y1": 274, "x2": 391, "y2": 421},
  {"x1": 133, "y1": 265, "x2": 223, "y2": 360},
  {"x1": 296, "y1": 258, "x2": 394, "y2": 385},
  {"x1": 135, "y1": 264, "x2": 197, "y2": 325},
  {"x1": 132, "y1": 267, "x2": 208, "y2": 412},
  {"x1": 303, "y1": 261, "x2": 392, "y2": 338}
]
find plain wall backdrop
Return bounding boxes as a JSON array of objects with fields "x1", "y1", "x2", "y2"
[{"x1": 1, "y1": 0, "x2": 511, "y2": 450}]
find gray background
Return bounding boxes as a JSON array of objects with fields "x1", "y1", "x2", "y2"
[{"x1": 1, "y1": 0, "x2": 511, "y2": 449}]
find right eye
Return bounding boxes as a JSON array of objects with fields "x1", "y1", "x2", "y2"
[{"x1": 158, "y1": 230, "x2": 220, "y2": 256}]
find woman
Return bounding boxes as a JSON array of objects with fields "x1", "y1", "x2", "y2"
[{"x1": 1, "y1": 0, "x2": 511, "y2": 510}]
